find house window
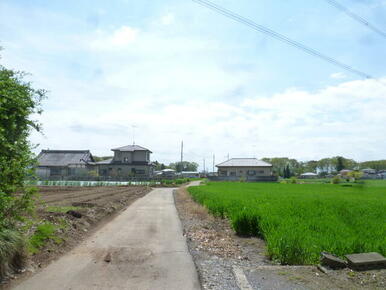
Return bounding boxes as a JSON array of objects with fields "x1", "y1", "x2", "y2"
[
  {"x1": 248, "y1": 170, "x2": 256, "y2": 176},
  {"x1": 123, "y1": 157, "x2": 129, "y2": 163},
  {"x1": 230, "y1": 171, "x2": 236, "y2": 176},
  {"x1": 136, "y1": 169, "x2": 145, "y2": 175},
  {"x1": 117, "y1": 168, "x2": 122, "y2": 175},
  {"x1": 258, "y1": 170, "x2": 264, "y2": 174},
  {"x1": 50, "y1": 167, "x2": 61, "y2": 175}
]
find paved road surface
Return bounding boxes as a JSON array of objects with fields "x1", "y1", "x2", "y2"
[{"x1": 14, "y1": 187, "x2": 201, "y2": 290}]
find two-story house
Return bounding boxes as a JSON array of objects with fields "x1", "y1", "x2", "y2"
[{"x1": 95, "y1": 145, "x2": 153, "y2": 178}]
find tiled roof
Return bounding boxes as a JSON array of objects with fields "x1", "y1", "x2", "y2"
[
  {"x1": 111, "y1": 145, "x2": 152, "y2": 153},
  {"x1": 37, "y1": 150, "x2": 93, "y2": 167},
  {"x1": 216, "y1": 158, "x2": 272, "y2": 167}
]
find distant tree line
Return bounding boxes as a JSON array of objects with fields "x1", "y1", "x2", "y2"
[
  {"x1": 93, "y1": 156, "x2": 113, "y2": 162},
  {"x1": 153, "y1": 161, "x2": 199, "y2": 172},
  {"x1": 261, "y1": 156, "x2": 386, "y2": 177}
]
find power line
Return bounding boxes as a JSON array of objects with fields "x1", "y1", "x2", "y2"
[
  {"x1": 192, "y1": 0, "x2": 373, "y2": 79},
  {"x1": 324, "y1": 0, "x2": 386, "y2": 39}
]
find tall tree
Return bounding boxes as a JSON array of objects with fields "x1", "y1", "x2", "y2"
[{"x1": 336, "y1": 156, "x2": 345, "y2": 172}]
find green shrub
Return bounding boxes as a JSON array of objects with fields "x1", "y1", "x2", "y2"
[
  {"x1": 290, "y1": 177, "x2": 298, "y2": 184},
  {"x1": 0, "y1": 229, "x2": 26, "y2": 278},
  {"x1": 28, "y1": 223, "x2": 61, "y2": 254},
  {"x1": 331, "y1": 176, "x2": 341, "y2": 184}
]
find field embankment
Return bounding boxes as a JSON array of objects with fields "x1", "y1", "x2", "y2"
[{"x1": 188, "y1": 181, "x2": 386, "y2": 265}]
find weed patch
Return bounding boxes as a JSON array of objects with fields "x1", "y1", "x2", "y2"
[{"x1": 28, "y1": 222, "x2": 62, "y2": 254}]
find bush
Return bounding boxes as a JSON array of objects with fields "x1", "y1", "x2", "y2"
[
  {"x1": 0, "y1": 64, "x2": 45, "y2": 279},
  {"x1": 0, "y1": 229, "x2": 26, "y2": 279},
  {"x1": 290, "y1": 177, "x2": 298, "y2": 184},
  {"x1": 331, "y1": 176, "x2": 341, "y2": 184}
]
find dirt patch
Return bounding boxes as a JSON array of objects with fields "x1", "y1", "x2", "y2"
[
  {"x1": 1, "y1": 186, "x2": 151, "y2": 289},
  {"x1": 174, "y1": 186, "x2": 386, "y2": 290}
]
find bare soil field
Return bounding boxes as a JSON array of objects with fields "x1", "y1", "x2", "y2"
[
  {"x1": 174, "y1": 186, "x2": 386, "y2": 290},
  {"x1": 1, "y1": 185, "x2": 151, "y2": 289}
]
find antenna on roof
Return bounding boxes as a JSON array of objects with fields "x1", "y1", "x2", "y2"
[{"x1": 132, "y1": 125, "x2": 137, "y2": 145}]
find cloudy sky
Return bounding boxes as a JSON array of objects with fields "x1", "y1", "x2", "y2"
[{"x1": 1, "y1": 0, "x2": 385, "y2": 169}]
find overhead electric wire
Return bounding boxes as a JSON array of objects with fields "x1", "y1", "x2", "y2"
[
  {"x1": 324, "y1": 0, "x2": 386, "y2": 39},
  {"x1": 192, "y1": 0, "x2": 374, "y2": 79}
]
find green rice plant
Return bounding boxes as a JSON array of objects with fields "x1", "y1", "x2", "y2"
[{"x1": 188, "y1": 181, "x2": 386, "y2": 265}]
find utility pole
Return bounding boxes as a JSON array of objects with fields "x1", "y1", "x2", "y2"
[
  {"x1": 180, "y1": 140, "x2": 183, "y2": 172},
  {"x1": 203, "y1": 158, "x2": 206, "y2": 174},
  {"x1": 212, "y1": 154, "x2": 215, "y2": 174},
  {"x1": 132, "y1": 125, "x2": 137, "y2": 145}
]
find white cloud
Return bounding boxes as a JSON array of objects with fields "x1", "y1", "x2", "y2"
[
  {"x1": 160, "y1": 12, "x2": 175, "y2": 25},
  {"x1": 330, "y1": 72, "x2": 347, "y2": 79},
  {"x1": 30, "y1": 76, "x2": 386, "y2": 168},
  {"x1": 90, "y1": 26, "x2": 139, "y2": 50}
]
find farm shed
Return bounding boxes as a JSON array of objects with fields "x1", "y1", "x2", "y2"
[{"x1": 212, "y1": 158, "x2": 276, "y2": 181}]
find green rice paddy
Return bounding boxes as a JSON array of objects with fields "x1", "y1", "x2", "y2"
[{"x1": 188, "y1": 180, "x2": 386, "y2": 265}]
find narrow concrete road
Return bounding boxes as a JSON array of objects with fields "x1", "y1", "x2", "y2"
[{"x1": 14, "y1": 187, "x2": 201, "y2": 290}]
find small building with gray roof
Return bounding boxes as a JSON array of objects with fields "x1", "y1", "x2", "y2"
[{"x1": 212, "y1": 158, "x2": 276, "y2": 181}]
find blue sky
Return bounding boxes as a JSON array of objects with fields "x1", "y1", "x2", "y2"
[{"x1": 1, "y1": 0, "x2": 385, "y2": 168}]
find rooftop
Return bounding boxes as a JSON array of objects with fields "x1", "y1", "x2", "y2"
[
  {"x1": 216, "y1": 158, "x2": 272, "y2": 167},
  {"x1": 111, "y1": 145, "x2": 152, "y2": 153},
  {"x1": 300, "y1": 172, "x2": 318, "y2": 176},
  {"x1": 37, "y1": 150, "x2": 94, "y2": 167}
]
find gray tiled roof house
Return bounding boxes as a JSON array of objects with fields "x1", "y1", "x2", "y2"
[{"x1": 213, "y1": 158, "x2": 276, "y2": 182}]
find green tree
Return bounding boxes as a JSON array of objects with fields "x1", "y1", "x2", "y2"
[
  {"x1": 359, "y1": 160, "x2": 386, "y2": 171},
  {"x1": 169, "y1": 161, "x2": 199, "y2": 172},
  {"x1": 347, "y1": 170, "x2": 363, "y2": 182},
  {"x1": 336, "y1": 156, "x2": 345, "y2": 172},
  {"x1": 153, "y1": 160, "x2": 168, "y2": 171},
  {"x1": 0, "y1": 63, "x2": 45, "y2": 274}
]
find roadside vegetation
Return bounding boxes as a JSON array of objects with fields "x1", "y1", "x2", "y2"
[
  {"x1": 28, "y1": 222, "x2": 65, "y2": 254},
  {"x1": 188, "y1": 180, "x2": 386, "y2": 265},
  {"x1": 0, "y1": 62, "x2": 46, "y2": 279}
]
